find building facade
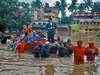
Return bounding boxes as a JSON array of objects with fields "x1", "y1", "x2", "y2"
[
  {"x1": 71, "y1": 12, "x2": 100, "y2": 47},
  {"x1": 33, "y1": 6, "x2": 59, "y2": 23},
  {"x1": 32, "y1": 5, "x2": 70, "y2": 42}
]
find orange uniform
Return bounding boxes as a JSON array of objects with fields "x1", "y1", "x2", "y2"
[
  {"x1": 85, "y1": 43, "x2": 99, "y2": 63},
  {"x1": 74, "y1": 46, "x2": 85, "y2": 65},
  {"x1": 16, "y1": 41, "x2": 30, "y2": 54}
]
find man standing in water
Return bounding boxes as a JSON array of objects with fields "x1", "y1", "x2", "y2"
[
  {"x1": 85, "y1": 42, "x2": 99, "y2": 63},
  {"x1": 72, "y1": 40, "x2": 85, "y2": 75},
  {"x1": 85, "y1": 42, "x2": 99, "y2": 74},
  {"x1": 46, "y1": 18, "x2": 56, "y2": 43},
  {"x1": 74, "y1": 40, "x2": 85, "y2": 65}
]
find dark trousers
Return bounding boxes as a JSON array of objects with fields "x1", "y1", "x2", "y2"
[
  {"x1": 48, "y1": 35, "x2": 54, "y2": 43},
  {"x1": 34, "y1": 52, "x2": 40, "y2": 58}
]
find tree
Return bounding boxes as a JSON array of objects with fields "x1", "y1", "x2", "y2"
[
  {"x1": 68, "y1": 0, "x2": 94, "y2": 12},
  {"x1": 44, "y1": 3, "x2": 51, "y2": 13},
  {"x1": 55, "y1": 1, "x2": 60, "y2": 10},
  {"x1": 31, "y1": 0, "x2": 42, "y2": 9},
  {"x1": 82, "y1": 0, "x2": 94, "y2": 11},
  {"x1": 68, "y1": 0, "x2": 78, "y2": 13},
  {"x1": 0, "y1": 0, "x2": 32, "y2": 32},
  {"x1": 92, "y1": 2, "x2": 100, "y2": 12},
  {"x1": 31, "y1": 0, "x2": 42, "y2": 20},
  {"x1": 60, "y1": 16, "x2": 72, "y2": 24},
  {"x1": 60, "y1": 0, "x2": 67, "y2": 18},
  {"x1": 0, "y1": 20, "x2": 6, "y2": 32},
  {"x1": 54, "y1": 0, "x2": 70, "y2": 24},
  {"x1": 15, "y1": 2, "x2": 32, "y2": 30},
  {"x1": 78, "y1": 3, "x2": 86, "y2": 12},
  {"x1": 0, "y1": 0, "x2": 18, "y2": 31},
  {"x1": 54, "y1": 0, "x2": 68, "y2": 18}
]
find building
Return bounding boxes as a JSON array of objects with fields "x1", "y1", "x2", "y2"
[
  {"x1": 71, "y1": 12, "x2": 100, "y2": 47},
  {"x1": 55, "y1": 25, "x2": 71, "y2": 42},
  {"x1": 33, "y1": 6, "x2": 59, "y2": 23},
  {"x1": 31, "y1": 20, "x2": 70, "y2": 42},
  {"x1": 32, "y1": 4, "x2": 71, "y2": 42}
]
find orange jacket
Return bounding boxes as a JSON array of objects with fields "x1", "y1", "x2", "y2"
[
  {"x1": 74, "y1": 46, "x2": 85, "y2": 65},
  {"x1": 16, "y1": 41, "x2": 30, "y2": 54}
]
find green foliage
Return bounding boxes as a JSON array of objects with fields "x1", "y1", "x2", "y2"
[
  {"x1": 0, "y1": 0, "x2": 18, "y2": 31},
  {"x1": 60, "y1": 0, "x2": 67, "y2": 17},
  {"x1": 54, "y1": 0, "x2": 67, "y2": 17},
  {"x1": 83, "y1": 0, "x2": 94, "y2": 11},
  {"x1": 44, "y1": 3, "x2": 51, "y2": 13},
  {"x1": 68, "y1": 4, "x2": 78, "y2": 13},
  {"x1": 92, "y1": 2, "x2": 100, "y2": 12},
  {"x1": 96, "y1": 31, "x2": 100, "y2": 40},
  {"x1": 68, "y1": 0, "x2": 78, "y2": 12},
  {"x1": 31, "y1": 0, "x2": 42, "y2": 9},
  {"x1": 0, "y1": 0, "x2": 32, "y2": 32},
  {"x1": 55, "y1": 0, "x2": 71, "y2": 24},
  {"x1": 0, "y1": 18, "x2": 6, "y2": 32},
  {"x1": 15, "y1": 2, "x2": 32, "y2": 30},
  {"x1": 60, "y1": 17, "x2": 72, "y2": 24},
  {"x1": 78, "y1": 3, "x2": 86, "y2": 12},
  {"x1": 68, "y1": 0, "x2": 94, "y2": 12},
  {"x1": 55, "y1": 1, "x2": 60, "y2": 10}
]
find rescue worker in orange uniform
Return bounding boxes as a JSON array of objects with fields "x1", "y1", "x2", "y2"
[
  {"x1": 71, "y1": 40, "x2": 86, "y2": 75},
  {"x1": 73, "y1": 40, "x2": 85, "y2": 65},
  {"x1": 85, "y1": 42, "x2": 99, "y2": 74},
  {"x1": 16, "y1": 25, "x2": 32, "y2": 59},
  {"x1": 85, "y1": 42, "x2": 99, "y2": 63}
]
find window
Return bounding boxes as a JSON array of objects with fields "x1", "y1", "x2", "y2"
[
  {"x1": 97, "y1": 22, "x2": 100, "y2": 25},
  {"x1": 77, "y1": 21, "x2": 79, "y2": 24},
  {"x1": 89, "y1": 29, "x2": 92, "y2": 31},
  {"x1": 94, "y1": 22, "x2": 96, "y2": 25},
  {"x1": 85, "y1": 29, "x2": 88, "y2": 31},
  {"x1": 87, "y1": 22, "x2": 89, "y2": 25},
  {"x1": 80, "y1": 22, "x2": 82, "y2": 24},
  {"x1": 73, "y1": 21, "x2": 76, "y2": 24},
  {"x1": 90, "y1": 22, "x2": 93, "y2": 25}
]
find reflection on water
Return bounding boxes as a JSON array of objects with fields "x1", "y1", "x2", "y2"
[{"x1": 0, "y1": 50, "x2": 99, "y2": 75}]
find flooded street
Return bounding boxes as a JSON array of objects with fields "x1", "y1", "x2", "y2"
[{"x1": 0, "y1": 49, "x2": 100, "y2": 75}]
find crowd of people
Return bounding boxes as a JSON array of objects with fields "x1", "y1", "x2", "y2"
[{"x1": 0, "y1": 24, "x2": 99, "y2": 66}]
